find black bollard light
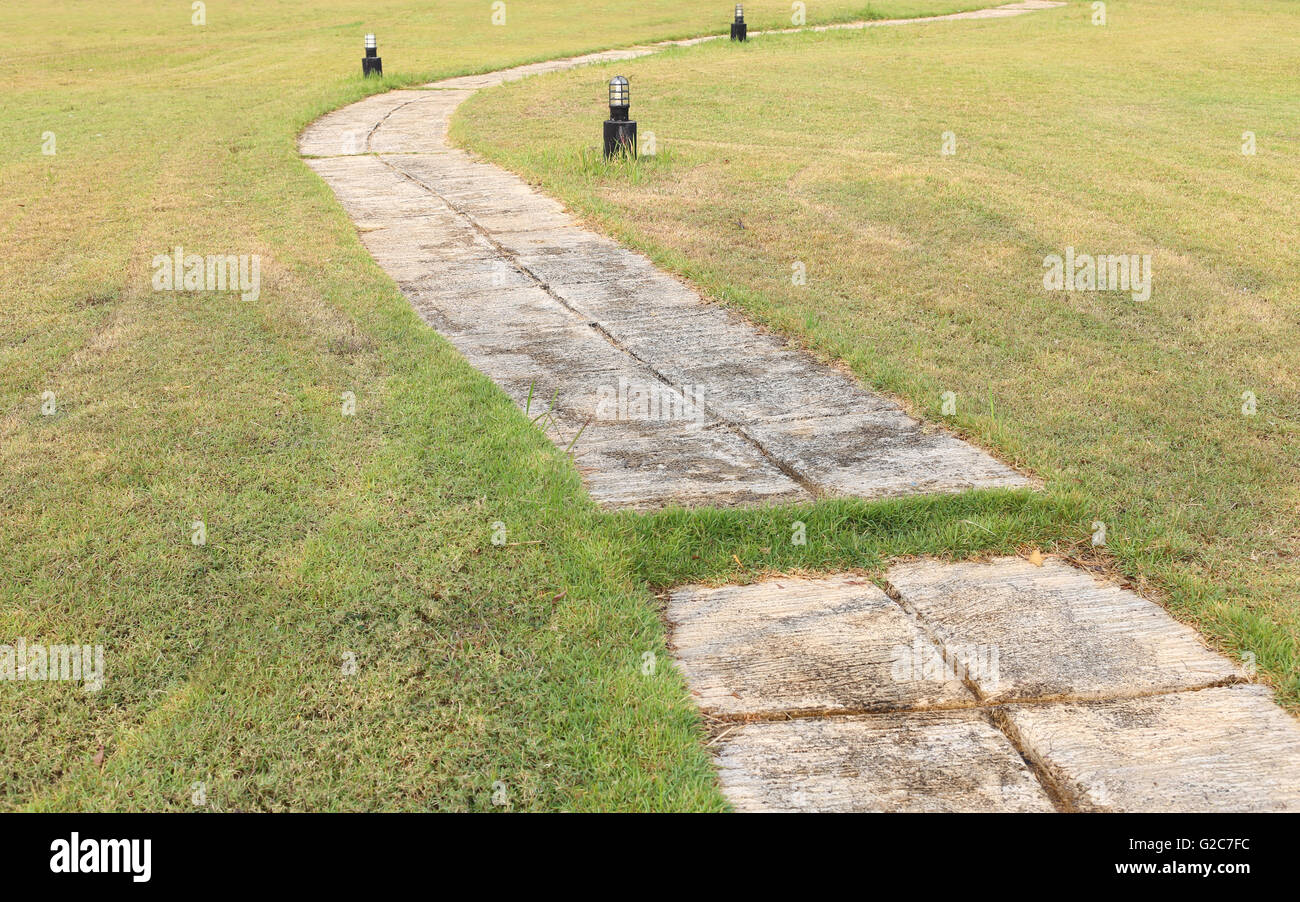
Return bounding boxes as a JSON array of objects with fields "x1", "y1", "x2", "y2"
[
  {"x1": 731, "y1": 4, "x2": 747, "y2": 41},
  {"x1": 603, "y1": 76, "x2": 637, "y2": 159},
  {"x1": 362, "y1": 33, "x2": 383, "y2": 77}
]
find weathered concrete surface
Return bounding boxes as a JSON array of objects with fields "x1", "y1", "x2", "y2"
[
  {"x1": 669, "y1": 563, "x2": 1298, "y2": 812},
  {"x1": 886, "y1": 557, "x2": 1242, "y2": 703},
  {"x1": 299, "y1": 15, "x2": 1044, "y2": 509},
  {"x1": 1008, "y1": 686, "x2": 1300, "y2": 812},
  {"x1": 668, "y1": 576, "x2": 971, "y2": 716},
  {"x1": 716, "y1": 711, "x2": 1056, "y2": 812}
]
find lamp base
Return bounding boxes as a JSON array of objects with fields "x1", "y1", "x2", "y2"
[
  {"x1": 731, "y1": 22, "x2": 747, "y2": 41},
  {"x1": 362, "y1": 57, "x2": 383, "y2": 77},
  {"x1": 603, "y1": 120, "x2": 638, "y2": 159}
]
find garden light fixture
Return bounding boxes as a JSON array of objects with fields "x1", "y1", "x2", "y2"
[
  {"x1": 731, "y1": 4, "x2": 747, "y2": 41},
  {"x1": 603, "y1": 76, "x2": 637, "y2": 158},
  {"x1": 362, "y1": 33, "x2": 382, "y2": 77}
]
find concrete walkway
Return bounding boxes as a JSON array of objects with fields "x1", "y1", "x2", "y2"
[
  {"x1": 299, "y1": 6, "x2": 1064, "y2": 510},
  {"x1": 299, "y1": 1, "x2": 1300, "y2": 811},
  {"x1": 671, "y1": 558, "x2": 1300, "y2": 811}
]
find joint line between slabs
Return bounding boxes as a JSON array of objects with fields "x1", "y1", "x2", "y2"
[
  {"x1": 705, "y1": 678, "x2": 1253, "y2": 813},
  {"x1": 880, "y1": 577, "x2": 1076, "y2": 811},
  {"x1": 705, "y1": 679, "x2": 1252, "y2": 729}
]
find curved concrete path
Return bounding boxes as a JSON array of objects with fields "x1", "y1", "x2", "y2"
[
  {"x1": 299, "y1": 1, "x2": 1300, "y2": 812},
  {"x1": 299, "y1": 4, "x2": 1065, "y2": 510}
]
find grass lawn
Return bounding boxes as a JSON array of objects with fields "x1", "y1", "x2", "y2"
[
  {"x1": 455, "y1": 0, "x2": 1300, "y2": 709},
  {"x1": 0, "y1": 0, "x2": 1036, "y2": 812}
]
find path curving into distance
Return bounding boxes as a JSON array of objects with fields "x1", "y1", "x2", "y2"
[
  {"x1": 298, "y1": 4, "x2": 1069, "y2": 510},
  {"x1": 300, "y1": 0, "x2": 1300, "y2": 811}
]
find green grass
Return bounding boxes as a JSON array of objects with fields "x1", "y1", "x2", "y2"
[
  {"x1": 624, "y1": 490, "x2": 1088, "y2": 589},
  {"x1": 1, "y1": 0, "x2": 1018, "y2": 811},
  {"x1": 455, "y1": 0, "x2": 1300, "y2": 709}
]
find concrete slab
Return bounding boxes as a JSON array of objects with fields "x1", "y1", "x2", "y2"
[
  {"x1": 716, "y1": 712, "x2": 1056, "y2": 812},
  {"x1": 748, "y1": 412, "x2": 1029, "y2": 499},
  {"x1": 368, "y1": 91, "x2": 473, "y2": 154},
  {"x1": 886, "y1": 557, "x2": 1242, "y2": 702},
  {"x1": 667, "y1": 576, "x2": 972, "y2": 716},
  {"x1": 303, "y1": 155, "x2": 441, "y2": 221},
  {"x1": 1008, "y1": 686, "x2": 1300, "y2": 812},
  {"x1": 298, "y1": 91, "x2": 416, "y2": 157},
  {"x1": 571, "y1": 422, "x2": 809, "y2": 510},
  {"x1": 545, "y1": 274, "x2": 707, "y2": 322},
  {"x1": 513, "y1": 244, "x2": 668, "y2": 290},
  {"x1": 404, "y1": 284, "x2": 575, "y2": 335}
]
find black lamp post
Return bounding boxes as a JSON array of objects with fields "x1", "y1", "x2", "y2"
[
  {"x1": 603, "y1": 76, "x2": 637, "y2": 159},
  {"x1": 731, "y1": 4, "x2": 747, "y2": 41},
  {"x1": 362, "y1": 33, "x2": 382, "y2": 77}
]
